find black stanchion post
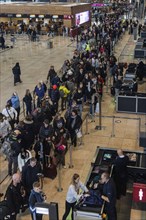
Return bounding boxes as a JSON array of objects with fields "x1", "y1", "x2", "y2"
[
  {"x1": 57, "y1": 163, "x2": 63, "y2": 192},
  {"x1": 69, "y1": 143, "x2": 73, "y2": 168},
  {"x1": 111, "y1": 116, "x2": 115, "y2": 137},
  {"x1": 22, "y1": 101, "x2": 25, "y2": 118},
  {"x1": 85, "y1": 114, "x2": 89, "y2": 134},
  {"x1": 95, "y1": 95, "x2": 102, "y2": 130}
]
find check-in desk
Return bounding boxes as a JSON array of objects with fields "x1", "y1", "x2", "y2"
[
  {"x1": 73, "y1": 147, "x2": 146, "y2": 220},
  {"x1": 116, "y1": 93, "x2": 146, "y2": 114}
]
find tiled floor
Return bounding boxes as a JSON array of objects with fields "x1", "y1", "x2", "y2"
[{"x1": 0, "y1": 30, "x2": 146, "y2": 220}]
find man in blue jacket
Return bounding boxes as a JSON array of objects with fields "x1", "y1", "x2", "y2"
[{"x1": 29, "y1": 181, "x2": 46, "y2": 220}]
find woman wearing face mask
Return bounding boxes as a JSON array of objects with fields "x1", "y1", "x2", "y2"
[{"x1": 62, "y1": 173, "x2": 88, "y2": 220}]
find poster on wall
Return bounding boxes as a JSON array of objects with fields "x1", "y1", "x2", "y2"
[{"x1": 75, "y1": 11, "x2": 90, "y2": 26}]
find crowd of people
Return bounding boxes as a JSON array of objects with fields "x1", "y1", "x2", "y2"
[{"x1": 0, "y1": 7, "x2": 141, "y2": 220}]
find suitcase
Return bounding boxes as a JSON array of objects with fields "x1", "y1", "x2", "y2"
[
  {"x1": 110, "y1": 86, "x2": 115, "y2": 96},
  {"x1": 43, "y1": 156, "x2": 57, "y2": 179}
]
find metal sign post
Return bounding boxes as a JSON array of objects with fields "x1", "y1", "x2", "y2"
[
  {"x1": 95, "y1": 94, "x2": 102, "y2": 130},
  {"x1": 69, "y1": 143, "x2": 73, "y2": 168},
  {"x1": 85, "y1": 114, "x2": 89, "y2": 135}
]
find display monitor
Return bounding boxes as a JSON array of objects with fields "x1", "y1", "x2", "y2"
[
  {"x1": 75, "y1": 11, "x2": 90, "y2": 26},
  {"x1": 103, "y1": 153, "x2": 112, "y2": 160}
]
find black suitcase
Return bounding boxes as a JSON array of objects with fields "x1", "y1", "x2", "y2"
[
  {"x1": 110, "y1": 86, "x2": 115, "y2": 96},
  {"x1": 43, "y1": 156, "x2": 57, "y2": 179}
]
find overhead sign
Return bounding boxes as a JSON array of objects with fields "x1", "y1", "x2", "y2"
[{"x1": 133, "y1": 183, "x2": 146, "y2": 202}]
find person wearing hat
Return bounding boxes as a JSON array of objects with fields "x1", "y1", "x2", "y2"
[{"x1": 49, "y1": 84, "x2": 60, "y2": 113}]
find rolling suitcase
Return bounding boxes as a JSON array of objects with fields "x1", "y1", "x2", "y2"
[
  {"x1": 43, "y1": 155, "x2": 57, "y2": 179},
  {"x1": 110, "y1": 86, "x2": 115, "y2": 96}
]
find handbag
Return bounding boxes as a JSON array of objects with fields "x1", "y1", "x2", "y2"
[
  {"x1": 95, "y1": 102, "x2": 99, "y2": 113},
  {"x1": 77, "y1": 130, "x2": 82, "y2": 138}
]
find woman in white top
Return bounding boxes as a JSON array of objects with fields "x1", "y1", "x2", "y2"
[
  {"x1": 18, "y1": 148, "x2": 32, "y2": 172},
  {"x1": 62, "y1": 173, "x2": 88, "y2": 220}
]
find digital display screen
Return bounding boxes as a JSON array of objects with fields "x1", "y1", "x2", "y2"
[
  {"x1": 103, "y1": 153, "x2": 112, "y2": 160},
  {"x1": 75, "y1": 11, "x2": 90, "y2": 26},
  {"x1": 36, "y1": 207, "x2": 49, "y2": 215}
]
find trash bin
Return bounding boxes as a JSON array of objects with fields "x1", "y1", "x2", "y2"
[{"x1": 47, "y1": 40, "x2": 53, "y2": 49}]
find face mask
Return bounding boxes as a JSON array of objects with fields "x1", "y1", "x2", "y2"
[{"x1": 92, "y1": 79, "x2": 97, "y2": 84}]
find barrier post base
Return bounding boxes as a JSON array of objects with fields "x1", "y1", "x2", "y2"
[
  {"x1": 95, "y1": 126, "x2": 102, "y2": 130},
  {"x1": 57, "y1": 188, "x2": 63, "y2": 192}
]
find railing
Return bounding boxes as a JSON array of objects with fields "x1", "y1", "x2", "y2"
[{"x1": 84, "y1": 114, "x2": 141, "y2": 145}]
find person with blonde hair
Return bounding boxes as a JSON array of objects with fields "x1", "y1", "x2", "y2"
[{"x1": 62, "y1": 173, "x2": 88, "y2": 220}]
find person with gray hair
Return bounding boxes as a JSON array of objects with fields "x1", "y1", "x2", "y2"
[
  {"x1": 5, "y1": 173, "x2": 26, "y2": 220},
  {"x1": 113, "y1": 149, "x2": 129, "y2": 199},
  {"x1": 100, "y1": 172, "x2": 117, "y2": 220}
]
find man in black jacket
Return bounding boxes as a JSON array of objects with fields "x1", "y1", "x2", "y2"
[
  {"x1": 5, "y1": 173, "x2": 26, "y2": 220},
  {"x1": 22, "y1": 157, "x2": 42, "y2": 196},
  {"x1": 101, "y1": 172, "x2": 117, "y2": 220},
  {"x1": 66, "y1": 109, "x2": 82, "y2": 147},
  {"x1": 113, "y1": 149, "x2": 129, "y2": 199},
  {"x1": 8, "y1": 133, "x2": 22, "y2": 176},
  {"x1": 49, "y1": 85, "x2": 60, "y2": 113},
  {"x1": 47, "y1": 66, "x2": 57, "y2": 84}
]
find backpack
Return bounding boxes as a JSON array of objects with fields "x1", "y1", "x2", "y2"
[
  {"x1": 1, "y1": 139, "x2": 14, "y2": 159},
  {"x1": 59, "y1": 89, "x2": 65, "y2": 98},
  {"x1": 0, "y1": 200, "x2": 11, "y2": 219},
  {"x1": 83, "y1": 189, "x2": 103, "y2": 207}
]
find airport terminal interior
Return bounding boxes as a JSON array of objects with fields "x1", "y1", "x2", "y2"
[{"x1": 0, "y1": 1, "x2": 146, "y2": 220}]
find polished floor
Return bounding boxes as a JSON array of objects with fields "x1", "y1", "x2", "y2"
[{"x1": 0, "y1": 30, "x2": 146, "y2": 220}]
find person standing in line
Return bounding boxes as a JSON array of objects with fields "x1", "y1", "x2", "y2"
[
  {"x1": 59, "y1": 83, "x2": 70, "y2": 111},
  {"x1": 29, "y1": 181, "x2": 46, "y2": 220},
  {"x1": 0, "y1": 113, "x2": 11, "y2": 141},
  {"x1": 62, "y1": 173, "x2": 88, "y2": 220},
  {"x1": 5, "y1": 173, "x2": 26, "y2": 220},
  {"x1": 2, "y1": 102, "x2": 18, "y2": 129},
  {"x1": 66, "y1": 109, "x2": 82, "y2": 147},
  {"x1": 12, "y1": 62, "x2": 22, "y2": 86},
  {"x1": 0, "y1": 34, "x2": 5, "y2": 49},
  {"x1": 22, "y1": 157, "x2": 42, "y2": 196},
  {"x1": 23, "y1": 89, "x2": 33, "y2": 116},
  {"x1": 113, "y1": 149, "x2": 129, "y2": 199},
  {"x1": 101, "y1": 172, "x2": 117, "y2": 220},
  {"x1": 10, "y1": 92, "x2": 20, "y2": 123}
]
